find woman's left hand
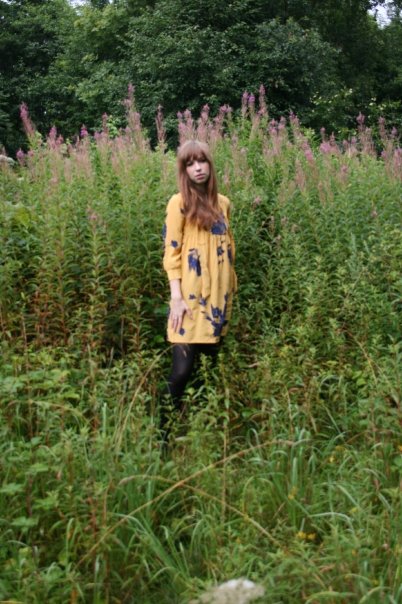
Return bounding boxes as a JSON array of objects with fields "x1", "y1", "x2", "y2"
[{"x1": 170, "y1": 297, "x2": 193, "y2": 333}]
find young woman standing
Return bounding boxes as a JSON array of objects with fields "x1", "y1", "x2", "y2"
[{"x1": 161, "y1": 140, "x2": 237, "y2": 436}]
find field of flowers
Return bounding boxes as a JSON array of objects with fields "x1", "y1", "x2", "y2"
[{"x1": 0, "y1": 91, "x2": 401, "y2": 603}]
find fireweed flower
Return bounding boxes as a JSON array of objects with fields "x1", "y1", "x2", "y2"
[
  {"x1": 48, "y1": 126, "x2": 57, "y2": 144},
  {"x1": 197, "y1": 105, "x2": 210, "y2": 142},
  {"x1": 184, "y1": 109, "x2": 193, "y2": 125},
  {"x1": 258, "y1": 84, "x2": 268, "y2": 116},
  {"x1": 123, "y1": 84, "x2": 135, "y2": 111},
  {"x1": 16, "y1": 149, "x2": 26, "y2": 165},
  {"x1": 241, "y1": 91, "x2": 249, "y2": 117},
  {"x1": 289, "y1": 112, "x2": 299, "y2": 127},
  {"x1": 304, "y1": 148, "x2": 314, "y2": 162},
  {"x1": 356, "y1": 112, "x2": 365, "y2": 127},
  {"x1": 201, "y1": 104, "x2": 210, "y2": 120},
  {"x1": 20, "y1": 102, "x2": 36, "y2": 139},
  {"x1": 80, "y1": 125, "x2": 89, "y2": 138},
  {"x1": 320, "y1": 141, "x2": 332, "y2": 154},
  {"x1": 156, "y1": 105, "x2": 166, "y2": 146},
  {"x1": 220, "y1": 104, "x2": 232, "y2": 115}
]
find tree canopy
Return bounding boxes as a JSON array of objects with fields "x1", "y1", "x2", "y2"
[{"x1": 1, "y1": 0, "x2": 402, "y2": 152}]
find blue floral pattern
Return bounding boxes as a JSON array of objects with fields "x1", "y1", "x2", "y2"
[
  {"x1": 171, "y1": 240, "x2": 179, "y2": 248},
  {"x1": 203, "y1": 293, "x2": 229, "y2": 337},
  {"x1": 227, "y1": 243, "x2": 233, "y2": 265},
  {"x1": 188, "y1": 248, "x2": 201, "y2": 276},
  {"x1": 211, "y1": 216, "x2": 227, "y2": 235}
]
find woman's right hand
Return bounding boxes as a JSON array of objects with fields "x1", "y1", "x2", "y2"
[{"x1": 170, "y1": 297, "x2": 193, "y2": 333}]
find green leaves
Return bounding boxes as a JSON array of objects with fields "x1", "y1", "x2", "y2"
[{"x1": 0, "y1": 101, "x2": 401, "y2": 603}]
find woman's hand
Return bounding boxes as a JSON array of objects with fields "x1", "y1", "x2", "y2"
[{"x1": 170, "y1": 297, "x2": 193, "y2": 333}]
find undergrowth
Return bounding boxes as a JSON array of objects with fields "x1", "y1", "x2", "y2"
[{"x1": 0, "y1": 93, "x2": 401, "y2": 603}]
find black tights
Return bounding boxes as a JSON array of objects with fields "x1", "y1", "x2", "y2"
[{"x1": 160, "y1": 343, "x2": 220, "y2": 433}]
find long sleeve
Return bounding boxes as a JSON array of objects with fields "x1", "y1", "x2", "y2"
[{"x1": 163, "y1": 194, "x2": 185, "y2": 281}]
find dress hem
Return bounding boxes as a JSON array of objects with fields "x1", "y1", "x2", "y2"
[{"x1": 167, "y1": 336, "x2": 222, "y2": 344}]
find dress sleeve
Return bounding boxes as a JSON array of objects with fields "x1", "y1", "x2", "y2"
[{"x1": 163, "y1": 194, "x2": 185, "y2": 281}]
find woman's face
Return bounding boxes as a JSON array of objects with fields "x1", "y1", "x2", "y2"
[{"x1": 185, "y1": 157, "x2": 210, "y2": 186}]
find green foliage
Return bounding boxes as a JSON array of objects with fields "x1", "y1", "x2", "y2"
[
  {"x1": 0, "y1": 105, "x2": 401, "y2": 602},
  {"x1": 3, "y1": 0, "x2": 402, "y2": 153},
  {"x1": 0, "y1": 0, "x2": 77, "y2": 152}
]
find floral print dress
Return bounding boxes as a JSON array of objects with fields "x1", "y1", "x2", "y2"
[{"x1": 163, "y1": 193, "x2": 237, "y2": 343}]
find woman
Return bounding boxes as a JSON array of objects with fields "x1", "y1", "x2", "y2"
[{"x1": 161, "y1": 139, "x2": 237, "y2": 436}]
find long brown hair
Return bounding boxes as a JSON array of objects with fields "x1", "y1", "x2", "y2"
[{"x1": 177, "y1": 140, "x2": 221, "y2": 230}]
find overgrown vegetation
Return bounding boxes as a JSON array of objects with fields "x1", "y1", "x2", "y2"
[{"x1": 0, "y1": 95, "x2": 401, "y2": 603}]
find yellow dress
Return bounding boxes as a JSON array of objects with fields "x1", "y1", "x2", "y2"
[{"x1": 163, "y1": 193, "x2": 237, "y2": 343}]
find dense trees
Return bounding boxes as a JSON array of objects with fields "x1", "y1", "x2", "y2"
[{"x1": 1, "y1": 0, "x2": 402, "y2": 153}]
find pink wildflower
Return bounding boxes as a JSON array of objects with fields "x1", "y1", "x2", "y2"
[
  {"x1": 356, "y1": 112, "x2": 365, "y2": 127},
  {"x1": 241, "y1": 91, "x2": 249, "y2": 117},
  {"x1": 304, "y1": 148, "x2": 314, "y2": 162},
  {"x1": 259, "y1": 84, "x2": 268, "y2": 117},
  {"x1": 278, "y1": 117, "x2": 286, "y2": 131},
  {"x1": 155, "y1": 105, "x2": 166, "y2": 146},
  {"x1": 201, "y1": 104, "x2": 210, "y2": 120},
  {"x1": 48, "y1": 126, "x2": 57, "y2": 141},
  {"x1": 20, "y1": 102, "x2": 36, "y2": 139},
  {"x1": 320, "y1": 141, "x2": 332, "y2": 154},
  {"x1": 123, "y1": 83, "x2": 135, "y2": 111},
  {"x1": 16, "y1": 148, "x2": 26, "y2": 165},
  {"x1": 80, "y1": 125, "x2": 89, "y2": 138},
  {"x1": 220, "y1": 104, "x2": 232, "y2": 114}
]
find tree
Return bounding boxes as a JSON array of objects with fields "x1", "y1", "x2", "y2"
[{"x1": 0, "y1": 0, "x2": 76, "y2": 153}]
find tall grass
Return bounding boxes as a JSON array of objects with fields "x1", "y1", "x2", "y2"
[{"x1": 0, "y1": 91, "x2": 401, "y2": 603}]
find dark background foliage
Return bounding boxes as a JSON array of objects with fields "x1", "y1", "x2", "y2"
[{"x1": 2, "y1": 0, "x2": 402, "y2": 153}]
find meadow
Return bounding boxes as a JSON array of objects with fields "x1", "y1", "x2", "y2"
[{"x1": 0, "y1": 91, "x2": 401, "y2": 603}]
